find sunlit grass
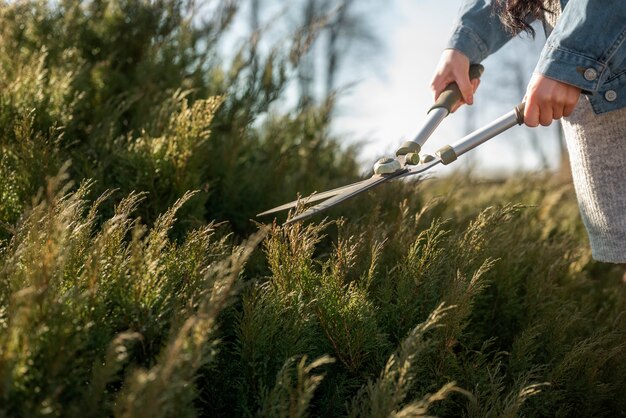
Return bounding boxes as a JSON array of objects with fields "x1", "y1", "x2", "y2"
[{"x1": 0, "y1": 1, "x2": 625, "y2": 416}]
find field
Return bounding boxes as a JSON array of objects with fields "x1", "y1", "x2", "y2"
[{"x1": 1, "y1": 1, "x2": 625, "y2": 417}]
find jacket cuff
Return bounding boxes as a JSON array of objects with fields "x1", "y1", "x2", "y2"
[
  {"x1": 534, "y1": 45, "x2": 607, "y2": 93},
  {"x1": 446, "y1": 26, "x2": 489, "y2": 63}
]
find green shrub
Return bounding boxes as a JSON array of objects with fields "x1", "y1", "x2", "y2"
[
  {"x1": 1, "y1": 0, "x2": 625, "y2": 416},
  {"x1": 0, "y1": 0, "x2": 358, "y2": 237},
  {"x1": 2, "y1": 169, "x2": 626, "y2": 417},
  {"x1": 0, "y1": 169, "x2": 241, "y2": 416}
]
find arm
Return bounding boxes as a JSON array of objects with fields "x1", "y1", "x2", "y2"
[
  {"x1": 534, "y1": 0, "x2": 626, "y2": 93},
  {"x1": 433, "y1": 0, "x2": 520, "y2": 110},
  {"x1": 525, "y1": 1, "x2": 626, "y2": 126},
  {"x1": 446, "y1": 0, "x2": 518, "y2": 64}
]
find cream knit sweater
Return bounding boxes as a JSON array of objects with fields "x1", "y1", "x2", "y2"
[{"x1": 544, "y1": 1, "x2": 626, "y2": 262}]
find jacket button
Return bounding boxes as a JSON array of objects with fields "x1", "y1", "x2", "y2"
[
  {"x1": 605, "y1": 90, "x2": 617, "y2": 102},
  {"x1": 583, "y1": 68, "x2": 598, "y2": 81}
]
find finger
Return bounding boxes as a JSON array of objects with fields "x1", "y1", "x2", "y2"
[
  {"x1": 430, "y1": 80, "x2": 440, "y2": 99},
  {"x1": 454, "y1": 71, "x2": 474, "y2": 105},
  {"x1": 451, "y1": 101, "x2": 463, "y2": 113},
  {"x1": 563, "y1": 92, "x2": 580, "y2": 117},
  {"x1": 430, "y1": 77, "x2": 441, "y2": 97},
  {"x1": 471, "y1": 78, "x2": 481, "y2": 94},
  {"x1": 524, "y1": 100, "x2": 540, "y2": 127},
  {"x1": 539, "y1": 104, "x2": 553, "y2": 126},
  {"x1": 552, "y1": 90, "x2": 570, "y2": 120},
  {"x1": 430, "y1": 76, "x2": 452, "y2": 100},
  {"x1": 563, "y1": 102, "x2": 577, "y2": 117}
]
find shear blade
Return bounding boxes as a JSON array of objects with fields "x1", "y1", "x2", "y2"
[
  {"x1": 256, "y1": 177, "x2": 380, "y2": 217},
  {"x1": 258, "y1": 157, "x2": 441, "y2": 225},
  {"x1": 285, "y1": 174, "x2": 394, "y2": 224},
  {"x1": 285, "y1": 159, "x2": 441, "y2": 223}
]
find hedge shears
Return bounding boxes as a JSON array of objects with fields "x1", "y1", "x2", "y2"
[{"x1": 258, "y1": 65, "x2": 526, "y2": 224}]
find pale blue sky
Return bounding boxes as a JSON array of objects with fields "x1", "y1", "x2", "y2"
[{"x1": 333, "y1": 0, "x2": 562, "y2": 175}]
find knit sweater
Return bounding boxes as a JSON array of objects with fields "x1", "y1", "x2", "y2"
[{"x1": 544, "y1": 1, "x2": 626, "y2": 262}]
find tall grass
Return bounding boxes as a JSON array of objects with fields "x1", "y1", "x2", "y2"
[{"x1": 1, "y1": 1, "x2": 625, "y2": 417}]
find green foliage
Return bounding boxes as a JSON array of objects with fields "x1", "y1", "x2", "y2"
[
  {"x1": 0, "y1": 168, "x2": 241, "y2": 416},
  {"x1": 259, "y1": 355, "x2": 336, "y2": 418},
  {"x1": 349, "y1": 303, "x2": 466, "y2": 418},
  {"x1": 3, "y1": 166, "x2": 626, "y2": 417},
  {"x1": 1, "y1": 0, "x2": 626, "y2": 417},
  {"x1": 0, "y1": 0, "x2": 359, "y2": 235}
]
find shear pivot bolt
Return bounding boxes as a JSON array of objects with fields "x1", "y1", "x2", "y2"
[
  {"x1": 405, "y1": 152, "x2": 421, "y2": 165},
  {"x1": 374, "y1": 157, "x2": 401, "y2": 175}
]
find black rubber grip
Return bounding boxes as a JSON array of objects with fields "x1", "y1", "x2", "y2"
[{"x1": 430, "y1": 64, "x2": 484, "y2": 114}]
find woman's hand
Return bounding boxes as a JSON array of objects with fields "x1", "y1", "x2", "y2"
[
  {"x1": 523, "y1": 73, "x2": 581, "y2": 127},
  {"x1": 430, "y1": 49, "x2": 480, "y2": 113}
]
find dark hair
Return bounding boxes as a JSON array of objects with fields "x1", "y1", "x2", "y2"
[{"x1": 493, "y1": 0, "x2": 549, "y2": 37}]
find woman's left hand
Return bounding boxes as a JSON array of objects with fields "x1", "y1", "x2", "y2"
[{"x1": 524, "y1": 73, "x2": 581, "y2": 127}]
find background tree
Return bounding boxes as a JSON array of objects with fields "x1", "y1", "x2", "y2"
[{"x1": 276, "y1": 0, "x2": 382, "y2": 109}]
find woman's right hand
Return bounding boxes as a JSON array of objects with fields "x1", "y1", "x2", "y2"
[{"x1": 430, "y1": 49, "x2": 480, "y2": 113}]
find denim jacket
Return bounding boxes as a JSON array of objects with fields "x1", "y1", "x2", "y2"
[{"x1": 447, "y1": 0, "x2": 626, "y2": 114}]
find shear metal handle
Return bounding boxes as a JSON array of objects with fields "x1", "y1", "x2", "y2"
[
  {"x1": 396, "y1": 64, "x2": 485, "y2": 157},
  {"x1": 436, "y1": 102, "x2": 526, "y2": 165},
  {"x1": 258, "y1": 102, "x2": 526, "y2": 223}
]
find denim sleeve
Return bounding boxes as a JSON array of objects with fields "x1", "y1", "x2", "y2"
[
  {"x1": 535, "y1": 0, "x2": 626, "y2": 93},
  {"x1": 445, "y1": 0, "x2": 516, "y2": 63}
]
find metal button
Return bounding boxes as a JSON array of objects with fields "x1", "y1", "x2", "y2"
[
  {"x1": 605, "y1": 90, "x2": 617, "y2": 102},
  {"x1": 583, "y1": 68, "x2": 598, "y2": 81}
]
